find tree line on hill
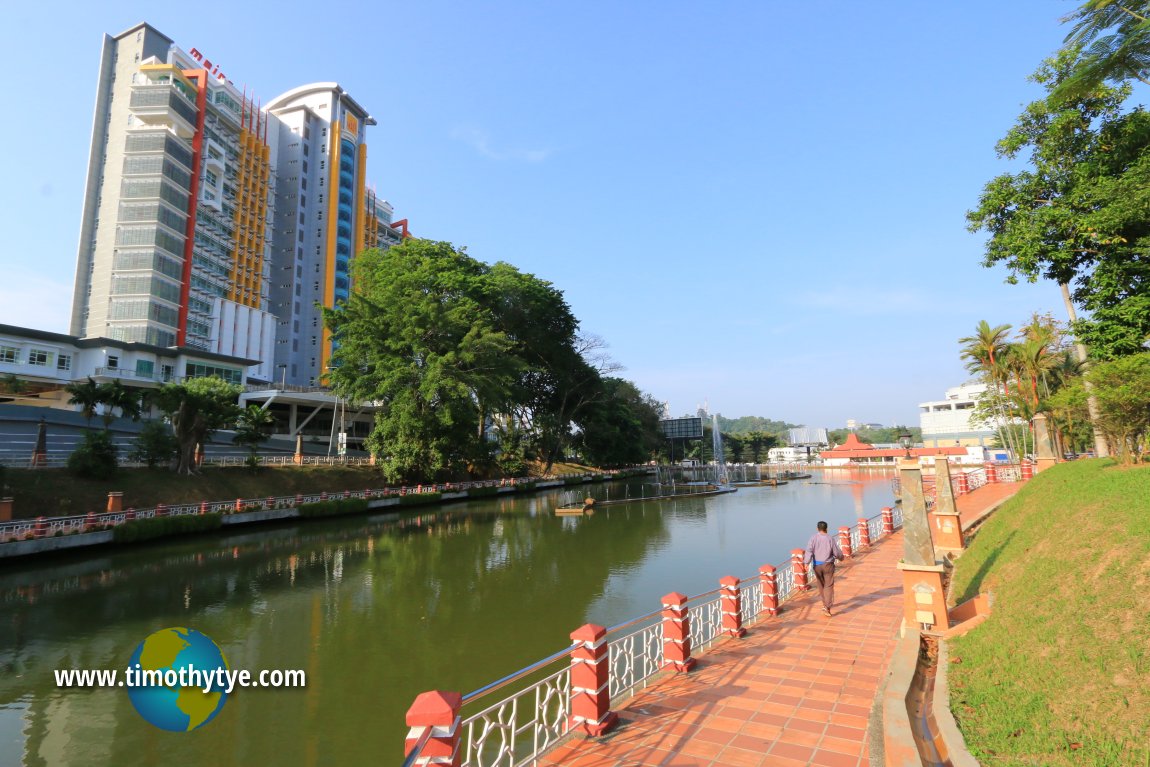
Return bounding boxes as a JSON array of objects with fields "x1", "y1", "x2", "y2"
[{"x1": 965, "y1": 2, "x2": 1150, "y2": 463}]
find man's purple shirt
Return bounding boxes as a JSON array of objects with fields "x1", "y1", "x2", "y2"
[{"x1": 805, "y1": 532, "x2": 844, "y2": 565}]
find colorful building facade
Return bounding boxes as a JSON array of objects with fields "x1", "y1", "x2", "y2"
[{"x1": 70, "y1": 23, "x2": 406, "y2": 388}]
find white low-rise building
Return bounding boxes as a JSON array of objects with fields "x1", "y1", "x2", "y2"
[{"x1": 918, "y1": 382, "x2": 998, "y2": 448}]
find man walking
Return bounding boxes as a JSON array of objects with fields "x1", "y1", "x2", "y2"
[{"x1": 805, "y1": 520, "x2": 845, "y2": 616}]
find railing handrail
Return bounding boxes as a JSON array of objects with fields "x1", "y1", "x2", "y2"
[
  {"x1": 401, "y1": 725, "x2": 433, "y2": 767},
  {"x1": 461, "y1": 644, "x2": 575, "y2": 705}
]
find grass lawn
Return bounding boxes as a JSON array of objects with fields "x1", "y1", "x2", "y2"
[
  {"x1": 0, "y1": 460, "x2": 605, "y2": 520},
  {"x1": 948, "y1": 458, "x2": 1150, "y2": 767}
]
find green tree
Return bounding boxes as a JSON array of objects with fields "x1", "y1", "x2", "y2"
[
  {"x1": 573, "y1": 378, "x2": 663, "y2": 467},
  {"x1": 67, "y1": 430, "x2": 119, "y2": 479},
  {"x1": 97, "y1": 380, "x2": 142, "y2": 429},
  {"x1": 66, "y1": 377, "x2": 103, "y2": 429},
  {"x1": 1057, "y1": 0, "x2": 1150, "y2": 99},
  {"x1": 233, "y1": 405, "x2": 276, "y2": 466},
  {"x1": 1084, "y1": 351, "x2": 1150, "y2": 462},
  {"x1": 0, "y1": 374, "x2": 26, "y2": 395},
  {"x1": 965, "y1": 50, "x2": 1150, "y2": 454},
  {"x1": 324, "y1": 241, "x2": 518, "y2": 483},
  {"x1": 153, "y1": 377, "x2": 242, "y2": 475},
  {"x1": 130, "y1": 420, "x2": 178, "y2": 469}
]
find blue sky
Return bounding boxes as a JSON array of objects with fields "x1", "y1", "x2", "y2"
[{"x1": 0, "y1": 1, "x2": 1100, "y2": 428}]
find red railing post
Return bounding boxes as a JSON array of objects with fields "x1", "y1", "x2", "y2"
[
  {"x1": 234, "y1": 498, "x2": 243, "y2": 512},
  {"x1": 155, "y1": 503, "x2": 167, "y2": 518},
  {"x1": 954, "y1": 471, "x2": 969, "y2": 495},
  {"x1": 404, "y1": 690, "x2": 461, "y2": 767},
  {"x1": 881, "y1": 507, "x2": 895, "y2": 537},
  {"x1": 838, "y1": 526, "x2": 853, "y2": 558},
  {"x1": 790, "y1": 549, "x2": 808, "y2": 591},
  {"x1": 661, "y1": 592, "x2": 696, "y2": 672},
  {"x1": 1021, "y1": 460, "x2": 1034, "y2": 481},
  {"x1": 569, "y1": 624, "x2": 618, "y2": 736},
  {"x1": 984, "y1": 462, "x2": 998, "y2": 483},
  {"x1": 759, "y1": 565, "x2": 778, "y2": 618},
  {"x1": 199, "y1": 500, "x2": 208, "y2": 515},
  {"x1": 719, "y1": 576, "x2": 746, "y2": 638},
  {"x1": 858, "y1": 517, "x2": 871, "y2": 548},
  {"x1": 34, "y1": 516, "x2": 46, "y2": 538}
]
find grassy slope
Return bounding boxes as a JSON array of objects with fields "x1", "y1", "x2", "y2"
[
  {"x1": 948, "y1": 459, "x2": 1150, "y2": 767},
  {"x1": 2, "y1": 460, "x2": 601, "y2": 520}
]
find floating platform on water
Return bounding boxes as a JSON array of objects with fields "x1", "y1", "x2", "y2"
[
  {"x1": 732, "y1": 479, "x2": 789, "y2": 487},
  {"x1": 555, "y1": 486, "x2": 738, "y2": 515}
]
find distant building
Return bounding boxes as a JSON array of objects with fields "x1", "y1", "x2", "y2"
[
  {"x1": 820, "y1": 433, "x2": 983, "y2": 466},
  {"x1": 918, "y1": 383, "x2": 998, "y2": 448}
]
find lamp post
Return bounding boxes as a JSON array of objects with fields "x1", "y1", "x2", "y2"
[{"x1": 899, "y1": 432, "x2": 913, "y2": 460}]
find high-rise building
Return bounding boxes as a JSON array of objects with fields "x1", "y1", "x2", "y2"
[{"x1": 70, "y1": 23, "x2": 405, "y2": 387}]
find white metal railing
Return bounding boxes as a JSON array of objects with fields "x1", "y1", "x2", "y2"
[
  {"x1": 462, "y1": 664, "x2": 572, "y2": 767},
  {"x1": 687, "y1": 591, "x2": 725, "y2": 655},
  {"x1": 607, "y1": 616, "x2": 664, "y2": 703}
]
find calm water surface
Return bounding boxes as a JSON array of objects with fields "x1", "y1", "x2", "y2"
[{"x1": 0, "y1": 468, "x2": 895, "y2": 766}]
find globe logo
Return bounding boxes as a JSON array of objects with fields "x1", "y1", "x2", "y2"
[{"x1": 126, "y1": 627, "x2": 230, "y2": 732}]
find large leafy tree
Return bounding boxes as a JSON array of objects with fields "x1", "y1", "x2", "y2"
[
  {"x1": 324, "y1": 240, "x2": 518, "y2": 482},
  {"x1": 573, "y1": 377, "x2": 665, "y2": 467},
  {"x1": 965, "y1": 50, "x2": 1150, "y2": 454},
  {"x1": 153, "y1": 377, "x2": 242, "y2": 474}
]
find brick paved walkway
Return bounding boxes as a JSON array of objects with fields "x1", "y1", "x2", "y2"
[{"x1": 540, "y1": 482, "x2": 1023, "y2": 767}]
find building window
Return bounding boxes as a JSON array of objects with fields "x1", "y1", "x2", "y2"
[
  {"x1": 107, "y1": 355, "x2": 119, "y2": 369},
  {"x1": 28, "y1": 349, "x2": 52, "y2": 367},
  {"x1": 136, "y1": 359, "x2": 155, "y2": 378},
  {"x1": 161, "y1": 364, "x2": 174, "y2": 382},
  {"x1": 57, "y1": 354, "x2": 72, "y2": 372},
  {"x1": 0, "y1": 345, "x2": 17, "y2": 364}
]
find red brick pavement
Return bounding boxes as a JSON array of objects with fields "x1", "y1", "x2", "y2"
[{"x1": 540, "y1": 481, "x2": 1023, "y2": 767}]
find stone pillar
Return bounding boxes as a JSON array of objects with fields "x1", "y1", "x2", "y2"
[
  {"x1": 106, "y1": 492, "x2": 123, "y2": 513},
  {"x1": 881, "y1": 507, "x2": 895, "y2": 537},
  {"x1": 838, "y1": 526, "x2": 853, "y2": 558},
  {"x1": 569, "y1": 624, "x2": 618, "y2": 736},
  {"x1": 790, "y1": 549, "x2": 808, "y2": 592},
  {"x1": 1033, "y1": 413, "x2": 1057, "y2": 473},
  {"x1": 293, "y1": 434, "x2": 304, "y2": 465},
  {"x1": 1021, "y1": 460, "x2": 1034, "y2": 481},
  {"x1": 929, "y1": 458, "x2": 964, "y2": 553},
  {"x1": 661, "y1": 592, "x2": 696, "y2": 672},
  {"x1": 897, "y1": 458, "x2": 949, "y2": 632},
  {"x1": 759, "y1": 565, "x2": 778, "y2": 618},
  {"x1": 719, "y1": 577, "x2": 746, "y2": 638},
  {"x1": 0, "y1": 498, "x2": 12, "y2": 523},
  {"x1": 858, "y1": 517, "x2": 871, "y2": 547},
  {"x1": 404, "y1": 690, "x2": 461, "y2": 767},
  {"x1": 984, "y1": 462, "x2": 998, "y2": 483}
]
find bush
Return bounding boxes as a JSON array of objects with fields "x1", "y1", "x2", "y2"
[
  {"x1": 563, "y1": 476, "x2": 586, "y2": 485},
  {"x1": 68, "y1": 431, "x2": 119, "y2": 479},
  {"x1": 130, "y1": 420, "x2": 177, "y2": 468},
  {"x1": 466, "y1": 486, "x2": 500, "y2": 498},
  {"x1": 515, "y1": 481, "x2": 538, "y2": 492},
  {"x1": 397, "y1": 492, "x2": 442, "y2": 507},
  {"x1": 113, "y1": 513, "x2": 222, "y2": 543},
  {"x1": 297, "y1": 498, "x2": 369, "y2": 518}
]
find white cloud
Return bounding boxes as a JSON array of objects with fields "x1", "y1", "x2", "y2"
[{"x1": 450, "y1": 126, "x2": 552, "y2": 163}]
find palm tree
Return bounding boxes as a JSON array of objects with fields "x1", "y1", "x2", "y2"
[
  {"x1": 1057, "y1": 1, "x2": 1150, "y2": 100},
  {"x1": 98, "y1": 380, "x2": 142, "y2": 429},
  {"x1": 66, "y1": 378, "x2": 102, "y2": 429},
  {"x1": 233, "y1": 405, "x2": 276, "y2": 465},
  {"x1": 960, "y1": 322, "x2": 1023, "y2": 458}
]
